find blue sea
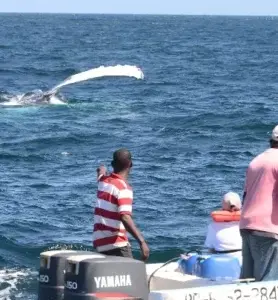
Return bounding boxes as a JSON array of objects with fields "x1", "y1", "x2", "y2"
[{"x1": 0, "y1": 13, "x2": 278, "y2": 299}]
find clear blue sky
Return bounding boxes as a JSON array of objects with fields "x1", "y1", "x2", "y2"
[{"x1": 0, "y1": 0, "x2": 278, "y2": 16}]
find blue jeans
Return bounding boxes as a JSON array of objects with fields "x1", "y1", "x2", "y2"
[{"x1": 241, "y1": 230, "x2": 278, "y2": 281}]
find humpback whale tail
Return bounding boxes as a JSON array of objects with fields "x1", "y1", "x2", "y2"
[
  {"x1": 0, "y1": 64, "x2": 144, "y2": 107},
  {"x1": 45, "y1": 64, "x2": 144, "y2": 97}
]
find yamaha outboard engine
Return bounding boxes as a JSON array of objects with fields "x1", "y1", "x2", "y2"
[
  {"x1": 38, "y1": 250, "x2": 99, "y2": 300},
  {"x1": 64, "y1": 254, "x2": 148, "y2": 300}
]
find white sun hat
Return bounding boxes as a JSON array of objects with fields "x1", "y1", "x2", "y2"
[
  {"x1": 271, "y1": 125, "x2": 278, "y2": 141},
  {"x1": 222, "y1": 192, "x2": 241, "y2": 211}
]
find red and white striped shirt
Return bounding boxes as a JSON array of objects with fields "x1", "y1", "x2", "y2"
[{"x1": 93, "y1": 173, "x2": 133, "y2": 252}]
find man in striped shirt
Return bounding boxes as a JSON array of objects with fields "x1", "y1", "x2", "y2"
[{"x1": 93, "y1": 148, "x2": 149, "y2": 261}]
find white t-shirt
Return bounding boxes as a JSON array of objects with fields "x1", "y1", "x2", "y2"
[{"x1": 204, "y1": 221, "x2": 242, "y2": 258}]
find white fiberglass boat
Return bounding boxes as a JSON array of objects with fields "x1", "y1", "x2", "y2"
[
  {"x1": 38, "y1": 250, "x2": 278, "y2": 300},
  {"x1": 146, "y1": 260, "x2": 277, "y2": 300}
]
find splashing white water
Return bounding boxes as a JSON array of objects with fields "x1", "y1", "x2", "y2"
[
  {"x1": 0, "y1": 64, "x2": 144, "y2": 107},
  {"x1": 0, "y1": 90, "x2": 66, "y2": 107},
  {"x1": 0, "y1": 268, "x2": 35, "y2": 300}
]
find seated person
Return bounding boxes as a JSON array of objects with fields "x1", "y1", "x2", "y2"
[{"x1": 204, "y1": 192, "x2": 242, "y2": 265}]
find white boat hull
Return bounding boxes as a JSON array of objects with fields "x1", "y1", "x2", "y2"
[{"x1": 147, "y1": 262, "x2": 278, "y2": 300}]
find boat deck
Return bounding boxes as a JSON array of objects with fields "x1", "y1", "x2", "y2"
[{"x1": 146, "y1": 262, "x2": 230, "y2": 291}]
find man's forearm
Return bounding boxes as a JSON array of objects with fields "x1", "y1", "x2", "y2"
[
  {"x1": 97, "y1": 172, "x2": 104, "y2": 181},
  {"x1": 121, "y1": 214, "x2": 145, "y2": 244},
  {"x1": 97, "y1": 165, "x2": 107, "y2": 181}
]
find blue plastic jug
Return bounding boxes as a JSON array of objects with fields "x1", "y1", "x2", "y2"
[
  {"x1": 179, "y1": 252, "x2": 199, "y2": 275},
  {"x1": 196, "y1": 254, "x2": 241, "y2": 281},
  {"x1": 194, "y1": 255, "x2": 210, "y2": 277}
]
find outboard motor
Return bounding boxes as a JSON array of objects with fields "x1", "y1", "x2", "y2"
[
  {"x1": 38, "y1": 250, "x2": 99, "y2": 300},
  {"x1": 64, "y1": 254, "x2": 148, "y2": 300}
]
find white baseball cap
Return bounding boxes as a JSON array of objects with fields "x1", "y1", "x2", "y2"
[
  {"x1": 271, "y1": 125, "x2": 278, "y2": 142},
  {"x1": 222, "y1": 192, "x2": 241, "y2": 211}
]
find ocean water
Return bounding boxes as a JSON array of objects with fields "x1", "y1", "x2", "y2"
[{"x1": 0, "y1": 13, "x2": 278, "y2": 299}]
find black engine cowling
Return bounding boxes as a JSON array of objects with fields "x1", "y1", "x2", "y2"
[{"x1": 38, "y1": 250, "x2": 100, "y2": 300}]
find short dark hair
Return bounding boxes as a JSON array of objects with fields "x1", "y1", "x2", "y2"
[{"x1": 111, "y1": 148, "x2": 132, "y2": 172}]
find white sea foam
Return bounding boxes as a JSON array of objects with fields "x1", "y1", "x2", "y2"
[{"x1": 0, "y1": 268, "x2": 36, "y2": 300}]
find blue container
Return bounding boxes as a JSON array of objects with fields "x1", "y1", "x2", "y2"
[
  {"x1": 196, "y1": 255, "x2": 241, "y2": 281},
  {"x1": 194, "y1": 255, "x2": 210, "y2": 277},
  {"x1": 179, "y1": 253, "x2": 199, "y2": 275}
]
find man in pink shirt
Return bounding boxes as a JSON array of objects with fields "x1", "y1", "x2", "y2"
[{"x1": 240, "y1": 125, "x2": 278, "y2": 281}]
